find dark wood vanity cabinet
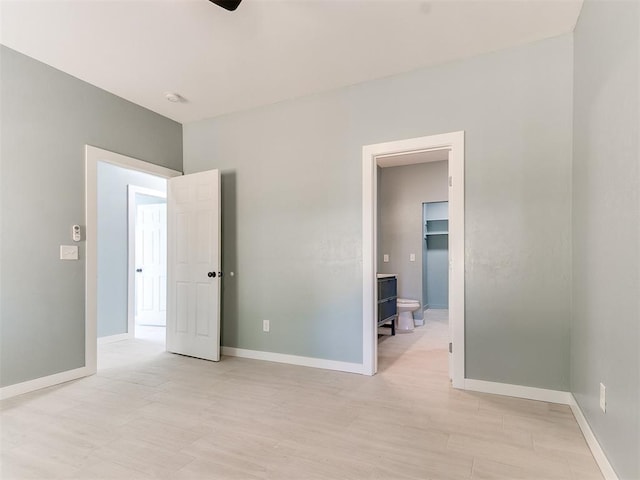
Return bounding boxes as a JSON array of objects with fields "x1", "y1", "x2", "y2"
[{"x1": 377, "y1": 276, "x2": 397, "y2": 335}]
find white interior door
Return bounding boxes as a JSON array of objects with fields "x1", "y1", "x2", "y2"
[
  {"x1": 135, "y1": 203, "x2": 167, "y2": 326},
  {"x1": 167, "y1": 169, "x2": 221, "y2": 361}
]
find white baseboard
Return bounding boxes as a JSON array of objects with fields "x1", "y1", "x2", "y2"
[
  {"x1": 463, "y1": 378, "x2": 572, "y2": 405},
  {"x1": 221, "y1": 347, "x2": 365, "y2": 375},
  {"x1": 97, "y1": 333, "x2": 132, "y2": 344},
  {"x1": 463, "y1": 379, "x2": 618, "y2": 480},
  {"x1": 569, "y1": 394, "x2": 619, "y2": 480},
  {"x1": 0, "y1": 366, "x2": 91, "y2": 400}
]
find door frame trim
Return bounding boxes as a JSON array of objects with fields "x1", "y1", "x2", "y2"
[
  {"x1": 361, "y1": 131, "x2": 465, "y2": 386},
  {"x1": 127, "y1": 185, "x2": 167, "y2": 340},
  {"x1": 85, "y1": 145, "x2": 181, "y2": 374}
]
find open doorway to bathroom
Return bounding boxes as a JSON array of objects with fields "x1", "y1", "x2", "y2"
[
  {"x1": 376, "y1": 153, "x2": 449, "y2": 369},
  {"x1": 362, "y1": 131, "x2": 465, "y2": 386}
]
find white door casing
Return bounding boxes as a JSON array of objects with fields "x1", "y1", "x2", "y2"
[
  {"x1": 362, "y1": 131, "x2": 465, "y2": 386},
  {"x1": 87, "y1": 146, "x2": 181, "y2": 376},
  {"x1": 135, "y1": 203, "x2": 167, "y2": 326},
  {"x1": 167, "y1": 169, "x2": 221, "y2": 361}
]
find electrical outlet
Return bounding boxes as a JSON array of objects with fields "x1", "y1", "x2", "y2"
[
  {"x1": 599, "y1": 383, "x2": 606, "y2": 412},
  {"x1": 263, "y1": 320, "x2": 270, "y2": 332}
]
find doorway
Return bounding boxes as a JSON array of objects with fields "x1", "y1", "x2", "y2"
[
  {"x1": 85, "y1": 146, "x2": 181, "y2": 374},
  {"x1": 128, "y1": 186, "x2": 167, "y2": 343},
  {"x1": 422, "y1": 200, "x2": 449, "y2": 315},
  {"x1": 86, "y1": 146, "x2": 223, "y2": 373},
  {"x1": 361, "y1": 131, "x2": 465, "y2": 387}
]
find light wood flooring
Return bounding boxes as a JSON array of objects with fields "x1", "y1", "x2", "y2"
[{"x1": 1, "y1": 312, "x2": 603, "y2": 479}]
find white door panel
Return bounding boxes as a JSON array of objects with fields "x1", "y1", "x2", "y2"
[
  {"x1": 135, "y1": 203, "x2": 167, "y2": 326},
  {"x1": 167, "y1": 169, "x2": 221, "y2": 361}
]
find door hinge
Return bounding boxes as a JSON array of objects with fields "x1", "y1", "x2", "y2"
[
  {"x1": 448, "y1": 176, "x2": 452, "y2": 187},
  {"x1": 449, "y1": 342, "x2": 452, "y2": 353}
]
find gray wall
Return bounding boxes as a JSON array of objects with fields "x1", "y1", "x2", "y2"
[
  {"x1": 97, "y1": 162, "x2": 166, "y2": 338},
  {"x1": 571, "y1": 1, "x2": 639, "y2": 478},
  {"x1": 184, "y1": 34, "x2": 573, "y2": 388},
  {"x1": 0, "y1": 46, "x2": 182, "y2": 387},
  {"x1": 378, "y1": 161, "x2": 448, "y2": 320}
]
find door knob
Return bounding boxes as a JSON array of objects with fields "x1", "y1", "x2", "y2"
[
  {"x1": 136, "y1": 268, "x2": 142, "y2": 273},
  {"x1": 218, "y1": 272, "x2": 224, "y2": 277},
  {"x1": 208, "y1": 272, "x2": 217, "y2": 278}
]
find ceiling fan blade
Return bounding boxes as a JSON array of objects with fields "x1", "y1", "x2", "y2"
[{"x1": 209, "y1": 0, "x2": 242, "y2": 11}]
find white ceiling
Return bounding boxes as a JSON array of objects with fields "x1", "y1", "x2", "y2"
[{"x1": 0, "y1": 0, "x2": 583, "y2": 124}]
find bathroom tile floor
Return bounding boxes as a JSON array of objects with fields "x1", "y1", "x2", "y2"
[{"x1": 1, "y1": 311, "x2": 603, "y2": 480}]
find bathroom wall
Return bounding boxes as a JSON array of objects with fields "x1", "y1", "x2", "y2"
[
  {"x1": 97, "y1": 162, "x2": 167, "y2": 338},
  {"x1": 378, "y1": 161, "x2": 449, "y2": 320},
  {"x1": 571, "y1": 0, "x2": 639, "y2": 478},
  {"x1": 184, "y1": 33, "x2": 573, "y2": 389},
  {"x1": 0, "y1": 46, "x2": 182, "y2": 388}
]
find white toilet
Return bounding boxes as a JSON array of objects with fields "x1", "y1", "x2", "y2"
[{"x1": 396, "y1": 298, "x2": 420, "y2": 333}]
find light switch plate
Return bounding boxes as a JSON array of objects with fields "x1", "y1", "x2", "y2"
[
  {"x1": 60, "y1": 245, "x2": 78, "y2": 260},
  {"x1": 383, "y1": 254, "x2": 389, "y2": 263},
  {"x1": 410, "y1": 253, "x2": 416, "y2": 262}
]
